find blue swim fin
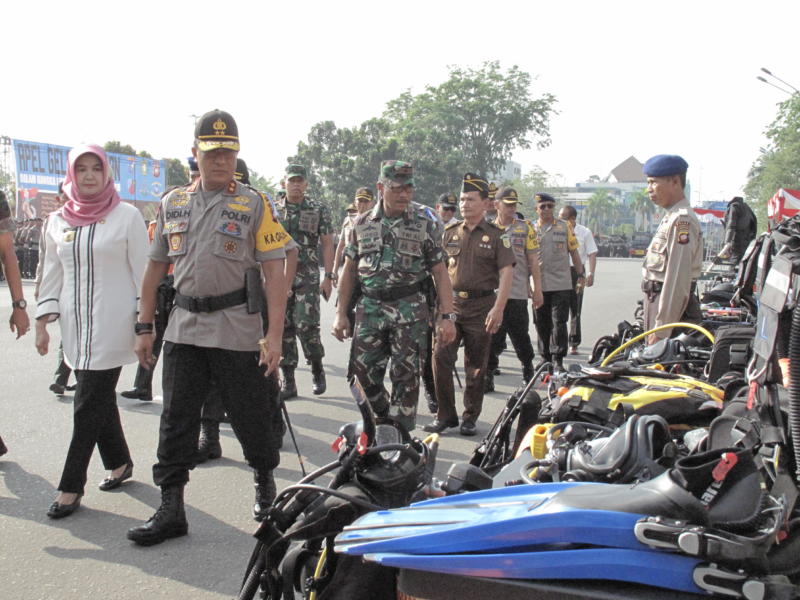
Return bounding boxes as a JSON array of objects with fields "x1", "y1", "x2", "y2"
[
  {"x1": 336, "y1": 482, "x2": 647, "y2": 556},
  {"x1": 363, "y1": 548, "x2": 705, "y2": 595}
]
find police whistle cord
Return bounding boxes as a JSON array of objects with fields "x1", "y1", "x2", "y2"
[{"x1": 280, "y1": 399, "x2": 306, "y2": 477}]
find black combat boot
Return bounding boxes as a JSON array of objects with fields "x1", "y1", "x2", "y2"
[
  {"x1": 522, "y1": 361, "x2": 535, "y2": 383},
  {"x1": 280, "y1": 367, "x2": 297, "y2": 401},
  {"x1": 311, "y1": 359, "x2": 326, "y2": 395},
  {"x1": 127, "y1": 486, "x2": 188, "y2": 546},
  {"x1": 484, "y1": 374, "x2": 495, "y2": 393},
  {"x1": 0, "y1": 435, "x2": 7, "y2": 457},
  {"x1": 196, "y1": 420, "x2": 222, "y2": 463},
  {"x1": 252, "y1": 470, "x2": 277, "y2": 522}
]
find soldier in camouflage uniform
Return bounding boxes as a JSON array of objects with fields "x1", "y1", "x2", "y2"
[
  {"x1": 332, "y1": 161, "x2": 456, "y2": 431},
  {"x1": 276, "y1": 164, "x2": 334, "y2": 400}
]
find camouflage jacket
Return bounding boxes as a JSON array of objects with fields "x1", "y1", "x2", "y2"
[{"x1": 276, "y1": 195, "x2": 333, "y2": 286}]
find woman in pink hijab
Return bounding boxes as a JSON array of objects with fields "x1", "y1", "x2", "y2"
[{"x1": 35, "y1": 145, "x2": 148, "y2": 518}]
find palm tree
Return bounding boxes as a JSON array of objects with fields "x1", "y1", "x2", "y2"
[
  {"x1": 630, "y1": 189, "x2": 656, "y2": 231},
  {"x1": 582, "y1": 190, "x2": 619, "y2": 235}
]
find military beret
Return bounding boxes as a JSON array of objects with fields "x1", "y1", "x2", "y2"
[
  {"x1": 643, "y1": 154, "x2": 688, "y2": 177},
  {"x1": 535, "y1": 192, "x2": 556, "y2": 204},
  {"x1": 285, "y1": 164, "x2": 307, "y2": 180},
  {"x1": 195, "y1": 109, "x2": 240, "y2": 152},
  {"x1": 380, "y1": 160, "x2": 414, "y2": 185},
  {"x1": 187, "y1": 156, "x2": 199, "y2": 174},
  {"x1": 488, "y1": 182, "x2": 498, "y2": 200},
  {"x1": 438, "y1": 192, "x2": 457, "y2": 208},
  {"x1": 355, "y1": 187, "x2": 374, "y2": 201},
  {"x1": 234, "y1": 158, "x2": 250, "y2": 184},
  {"x1": 462, "y1": 173, "x2": 489, "y2": 195},
  {"x1": 496, "y1": 186, "x2": 519, "y2": 204}
]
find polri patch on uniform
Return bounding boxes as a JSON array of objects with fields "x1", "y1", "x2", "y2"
[
  {"x1": 676, "y1": 220, "x2": 690, "y2": 245},
  {"x1": 224, "y1": 240, "x2": 239, "y2": 254},
  {"x1": 170, "y1": 233, "x2": 183, "y2": 251},
  {"x1": 220, "y1": 222, "x2": 242, "y2": 237}
]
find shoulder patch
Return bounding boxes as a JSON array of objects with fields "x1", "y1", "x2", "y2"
[{"x1": 445, "y1": 220, "x2": 460, "y2": 230}]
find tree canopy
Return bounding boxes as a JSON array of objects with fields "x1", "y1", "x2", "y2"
[
  {"x1": 745, "y1": 93, "x2": 800, "y2": 227},
  {"x1": 289, "y1": 61, "x2": 556, "y2": 217}
]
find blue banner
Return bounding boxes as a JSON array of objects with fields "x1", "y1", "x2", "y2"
[{"x1": 12, "y1": 138, "x2": 166, "y2": 202}]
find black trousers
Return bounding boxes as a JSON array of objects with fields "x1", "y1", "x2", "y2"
[
  {"x1": 58, "y1": 367, "x2": 130, "y2": 494},
  {"x1": 153, "y1": 343, "x2": 282, "y2": 487},
  {"x1": 488, "y1": 298, "x2": 535, "y2": 372},
  {"x1": 534, "y1": 290, "x2": 571, "y2": 361},
  {"x1": 131, "y1": 276, "x2": 173, "y2": 393},
  {"x1": 567, "y1": 268, "x2": 584, "y2": 347},
  {"x1": 53, "y1": 343, "x2": 72, "y2": 388}
]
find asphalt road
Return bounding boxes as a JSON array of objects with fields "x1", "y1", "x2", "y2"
[{"x1": 0, "y1": 258, "x2": 642, "y2": 600}]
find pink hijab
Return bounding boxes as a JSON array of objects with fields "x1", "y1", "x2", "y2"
[{"x1": 61, "y1": 144, "x2": 121, "y2": 227}]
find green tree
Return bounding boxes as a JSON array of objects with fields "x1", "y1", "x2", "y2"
[
  {"x1": 165, "y1": 158, "x2": 188, "y2": 188},
  {"x1": 384, "y1": 61, "x2": 556, "y2": 200},
  {"x1": 104, "y1": 141, "x2": 138, "y2": 155},
  {"x1": 745, "y1": 93, "x2": 800, "y2": 228},
  {"x1": 582, "y1": 190, "x2": 619, "y2": 236},
  {"x1": 629, "y1": 189, "x2": 656, "y2": 232},
  {"x1": 289, "y1": 61, "x2": 556, "y2": 211},
  {"x1": 508, "y1": 166, "x2": 558, "y2": 217},
  {"x1": 249, "y1": 169, "x2": 280, "y2": 199}
]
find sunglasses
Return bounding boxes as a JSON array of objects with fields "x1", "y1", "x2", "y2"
[{"x1": 538, "y1": 203, "x2": 555, "y2": 209}]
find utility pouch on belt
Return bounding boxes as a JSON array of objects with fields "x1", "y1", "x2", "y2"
[{"x1": 245, "y1": 267, "x2": 266, "y2": 315}]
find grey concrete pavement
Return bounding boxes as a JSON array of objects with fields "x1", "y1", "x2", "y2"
[{"x1": 0, "y1": 258, "x2": 642, "y2": 600}]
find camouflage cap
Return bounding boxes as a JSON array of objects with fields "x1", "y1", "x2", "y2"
[
  {"x1": 285, "y1": 164, "x2": 307, "y2": 180},
  {"x1": 379, "y1": 160, "x2": 414, "y2": 185},
  {"x1": 462, "y1": 173, "x2": 489, "y2": 195},
  {"x1": 194, "y1": 109, "x2": 240, "y2": 152},
  {"x1": 488, "y1": 182, "x2": 498, "y2": 200},
  {"x1": 496, "y1": 186, "x2": 519, "y2": 204}
]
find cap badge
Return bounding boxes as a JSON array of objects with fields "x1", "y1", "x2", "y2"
[{"x1": 213, "y1": 118, "x2": 227, "y2": 134}]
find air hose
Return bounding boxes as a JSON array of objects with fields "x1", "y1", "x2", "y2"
[
  {"x1": 788, "y1": 307, "x2": 800, "y2": 482},
  {"x1": 601, "y1": 322, "x2": 715, "y2": 367}
]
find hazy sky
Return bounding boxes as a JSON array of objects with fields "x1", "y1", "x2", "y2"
[{"x1": 3, "y1": 0, "x2": 798, "y2": 203}]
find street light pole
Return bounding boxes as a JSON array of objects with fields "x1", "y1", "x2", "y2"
[
  {"x1": 757, "y1": 76, "x2": 794, "y2": 95},
  {"x1": 761, "y1": 68, "x2": 800, "y2": 94}
]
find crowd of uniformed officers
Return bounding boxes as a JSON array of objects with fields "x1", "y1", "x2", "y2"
[{"x1": 3, "y1": 106, "x2": 708, "y2": 550}]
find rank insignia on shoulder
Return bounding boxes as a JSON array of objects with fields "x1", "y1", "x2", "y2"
[{"x1": 226, "y1": 181, "x2": 237, "y2": 194}]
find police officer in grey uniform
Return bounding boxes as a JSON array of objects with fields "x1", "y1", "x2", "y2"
[
  {"x1": 532, "y1": 193, "x2": 584, "y2": 371},
  {"x1": 641, "y1": 154, "x2": 703, "y2": 345},
  {"x1": 127, "y1": 110, "x2": 290, "y2": 546}
]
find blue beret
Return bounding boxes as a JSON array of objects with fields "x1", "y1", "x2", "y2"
[{"x1": 643, "y1": 154, "x2": 688, "y2": 177}]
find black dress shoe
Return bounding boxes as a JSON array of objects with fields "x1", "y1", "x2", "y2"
[
  {"x1": 99, "y1": 463, "x2": 133, "y2": 491},
  {"x1": 65, "y1": 384, "x2": 77, "y2": 392},
  {"x1": 422, "y1": 418, "x2": 459, "y2": 433},
  {"x1": 120, "y1": 389, "x2": 153, "y2": 401},
  {"x1": 49, "y1": 383, "x2": 66, "y2": 395},
  {"x1": 47, "y1": 494, "x2": 83, "y2": 519},
  {"x1": 460, "y1": 421, "x2": 477, "y2": 436}
]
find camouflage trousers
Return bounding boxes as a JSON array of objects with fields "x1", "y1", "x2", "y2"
[
  {"x1": 350, "y1": 297, "x2": 429, "y2": 431},
  {"x1": 281, "y1": 284, "x2": 324, "y2": 369}
]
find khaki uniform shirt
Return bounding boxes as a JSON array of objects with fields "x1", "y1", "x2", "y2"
[
  {"x1": 642, "y1": 197, "x2": 703, "y2": 328},
  {"x1": 533, "y1": 218, "x2": 578, "y2": 292},
  {"x1": 150, "y1": 180, "x2": 288, "y2": 351},
  {"x1": 494, "y1": 217, "x2": 539, "y2": 300},
  {"x1": 443, "y1": 219, "x2": 515, "y2": 293}
]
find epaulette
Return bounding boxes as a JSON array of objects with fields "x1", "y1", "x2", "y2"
[
  {"x1": 677, "y1": 208, "x2": 689, "y2": 216},
  {"x1": 487, "y1": 221, "x2": 504, "y2": 231},
  {"x1": 445, "y1": 220, "x2": 461, "y2": 230}
]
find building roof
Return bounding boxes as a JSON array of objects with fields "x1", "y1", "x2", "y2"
[{"x1": 609, "y1": 156, "x2": 645, "y2": 183}]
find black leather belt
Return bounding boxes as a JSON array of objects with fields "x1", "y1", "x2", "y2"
[
  {"x1": 174, "y1": 287, "x2": 247, "y2": 313},
  {"x1": 361, "y1": 282, "x2": 424, "y2": 302},
  {"x1": 453, "y1": 289, "x2": 495, "y2": 300}
]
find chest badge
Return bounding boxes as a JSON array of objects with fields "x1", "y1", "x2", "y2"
[
  {"x1": 219, "y1": 222, "x2": 242, "y2": 237},
  {"x1": 224, "y1": 240, "x2": 239, "y2": 254},
  {"x1": 64, "y1": 231, "x2": 75, "y2": 243},
  {"x1": 482, "y1": 235, "x2": 490, "y2": 242}
]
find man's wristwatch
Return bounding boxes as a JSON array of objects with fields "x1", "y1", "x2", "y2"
[
  {"x1": 134, "y1": 322, "x2": 154, "y2": 335},
  {"x1": 440, "y1": 312, "x2": 457, "y2": 321},
  {"x1": 324, "y1": 272, "x2": 337, "y2": 281},
  {"x1": 11, "y1": 299, "x2": 27, "y2": 309}
]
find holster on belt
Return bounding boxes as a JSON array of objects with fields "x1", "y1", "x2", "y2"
[
  {"x1": 245, "y1": 267, "x2": 266, "y2": 315},
  {"x1": 641, "y1": 279, "x2": 662, "y2": 303}
]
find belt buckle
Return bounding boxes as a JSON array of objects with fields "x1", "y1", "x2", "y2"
[{"x1": 458, "y1": 291, "x2": 469, "y2": 299}]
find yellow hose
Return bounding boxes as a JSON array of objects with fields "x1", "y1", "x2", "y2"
[
  {"x1": 308, "y1": 546, "x2": 328, "y2": 600},
  {"x1": 600, "y1": 322, "x2": 715, "y2": 367}
]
